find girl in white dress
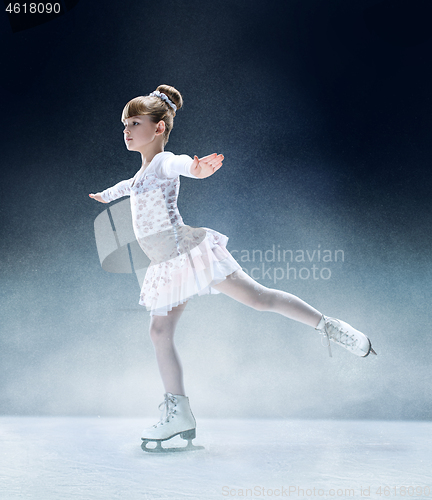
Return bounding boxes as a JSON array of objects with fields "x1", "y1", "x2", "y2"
[{"x1": 89, "y1": 85, "x2": 376, "y2": 452}]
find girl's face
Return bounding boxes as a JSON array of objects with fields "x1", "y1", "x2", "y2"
[{"x1": 122, "y1": 115, "x2": 161, "y2": 151}]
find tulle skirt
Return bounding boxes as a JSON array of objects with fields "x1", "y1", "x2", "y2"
[{"x1": 138, "y1": 226, "x2": 242, "y2": 316}]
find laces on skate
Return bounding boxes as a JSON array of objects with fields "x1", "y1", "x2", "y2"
[
  {"x1": 316, "y1": 316, "x2": 377, "y2": 357},
  {"x1": 319, "y1": 329, "x2": 333, "y2": 357},
  {"x1": 153, "y1": 393, "x2": 178, "y2": 428}
]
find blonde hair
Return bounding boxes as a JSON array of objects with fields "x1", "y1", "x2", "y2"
[{"x1": 121, "y1": 85, "x2": 183, "y2": 147}]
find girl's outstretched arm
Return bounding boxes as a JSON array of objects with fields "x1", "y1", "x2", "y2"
[
  {"x1": 89, "y1": 177, "x2": 133, "y2": 203},
  {"x1": 190, "y1": 153, "x2": 224, "y2": 179},
  {"x1": 89, "y1": 193, "x2": 108, "y2": 203}
]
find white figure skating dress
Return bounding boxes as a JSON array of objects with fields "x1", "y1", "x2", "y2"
[{"x1": 100, "y1": 151, "x2": 242, "y2": 316}]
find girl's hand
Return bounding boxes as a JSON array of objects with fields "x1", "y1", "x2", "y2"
[
  {"x1": 89, "y1": 193, "x2": 108, "y2": 203},
  {"x1": 190, "y1": 152, "x2": 224, "y2": 179}
]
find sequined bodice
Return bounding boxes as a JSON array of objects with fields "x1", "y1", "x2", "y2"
[{"x1": 131, "y1": 169, "x2": 184, "y2": 238}]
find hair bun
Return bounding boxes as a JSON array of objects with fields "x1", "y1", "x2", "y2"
[{"x1": 154, "y1": 85, "x2": 183, "y2": 112}]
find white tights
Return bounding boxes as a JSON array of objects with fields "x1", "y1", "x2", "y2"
[{"x1": 148, "y1": 269, "x2": 323, "y2": 396}]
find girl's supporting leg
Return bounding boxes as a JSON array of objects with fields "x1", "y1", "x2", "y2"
[
  {"x1": 149, "y1": 300, "x2": 188, "y2": 396},
  {"x1": 212, "y1": 269, "x2": 323, "y2": 328}
]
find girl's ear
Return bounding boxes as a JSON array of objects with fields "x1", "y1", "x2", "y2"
[{"x1": 157, "y1": 120, "x2": 166, "y2": 133}]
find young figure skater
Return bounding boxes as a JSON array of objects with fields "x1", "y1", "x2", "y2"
[{"x1": 89, "y1": 85, "x2": 377, "y2": 452}]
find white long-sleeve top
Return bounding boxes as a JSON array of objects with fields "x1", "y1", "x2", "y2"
[
  {"x1": 100, "y1": 151, "x2": 197, "y2": 202},
  {"x1": 100, "y1": 151, "x2": 203, "y2": 264}
]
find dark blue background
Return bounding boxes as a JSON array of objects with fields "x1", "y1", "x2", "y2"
[{"x1": 0, "y1": 0, "x2": 431, "y2": 419}]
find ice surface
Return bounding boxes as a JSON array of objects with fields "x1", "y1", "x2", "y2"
[{"x1": 0, "y1": 417, "x2": 431, "y2": 500}]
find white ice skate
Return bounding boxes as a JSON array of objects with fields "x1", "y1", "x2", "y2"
[
  {"x1": 315, "y1": 315, "x2": 377, "y2": 358},
  {"x1": 141, "y1": 393, "x2": 204, "y2": 453}
]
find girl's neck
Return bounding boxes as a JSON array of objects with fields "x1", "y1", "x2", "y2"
[{"x1": 140, "y1": 148, "x2": 164, "y2": 169}]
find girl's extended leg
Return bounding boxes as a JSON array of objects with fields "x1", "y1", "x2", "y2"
[
  {"x1": 149, "y1": 300, "x2": 188, "y2": 396},
  {"x1": 212, "y1": 269, "x2": 323, "y2": 328}
]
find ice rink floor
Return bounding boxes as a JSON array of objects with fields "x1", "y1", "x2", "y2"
[{"x1": 0, "y1": 417, "x2": 431, "y2": 500}]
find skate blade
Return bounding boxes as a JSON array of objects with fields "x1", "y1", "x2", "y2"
[
  {"x1": 364, "y1": 340, "x2": 377, "y2": 357},
  {"x1": 141, "y1": 439, "x2": 205, "y2": 453},
  {"x1": 141, "y1": 429, "x2": 204, "y2": 453}
]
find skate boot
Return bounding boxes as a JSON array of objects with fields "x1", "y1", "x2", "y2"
[
  {"x1": 141, "y1": 392, "x2": 204, "y2": 453},
  {"x1": 315, "y1": 314, "x2": 377, "y2": 358}
]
